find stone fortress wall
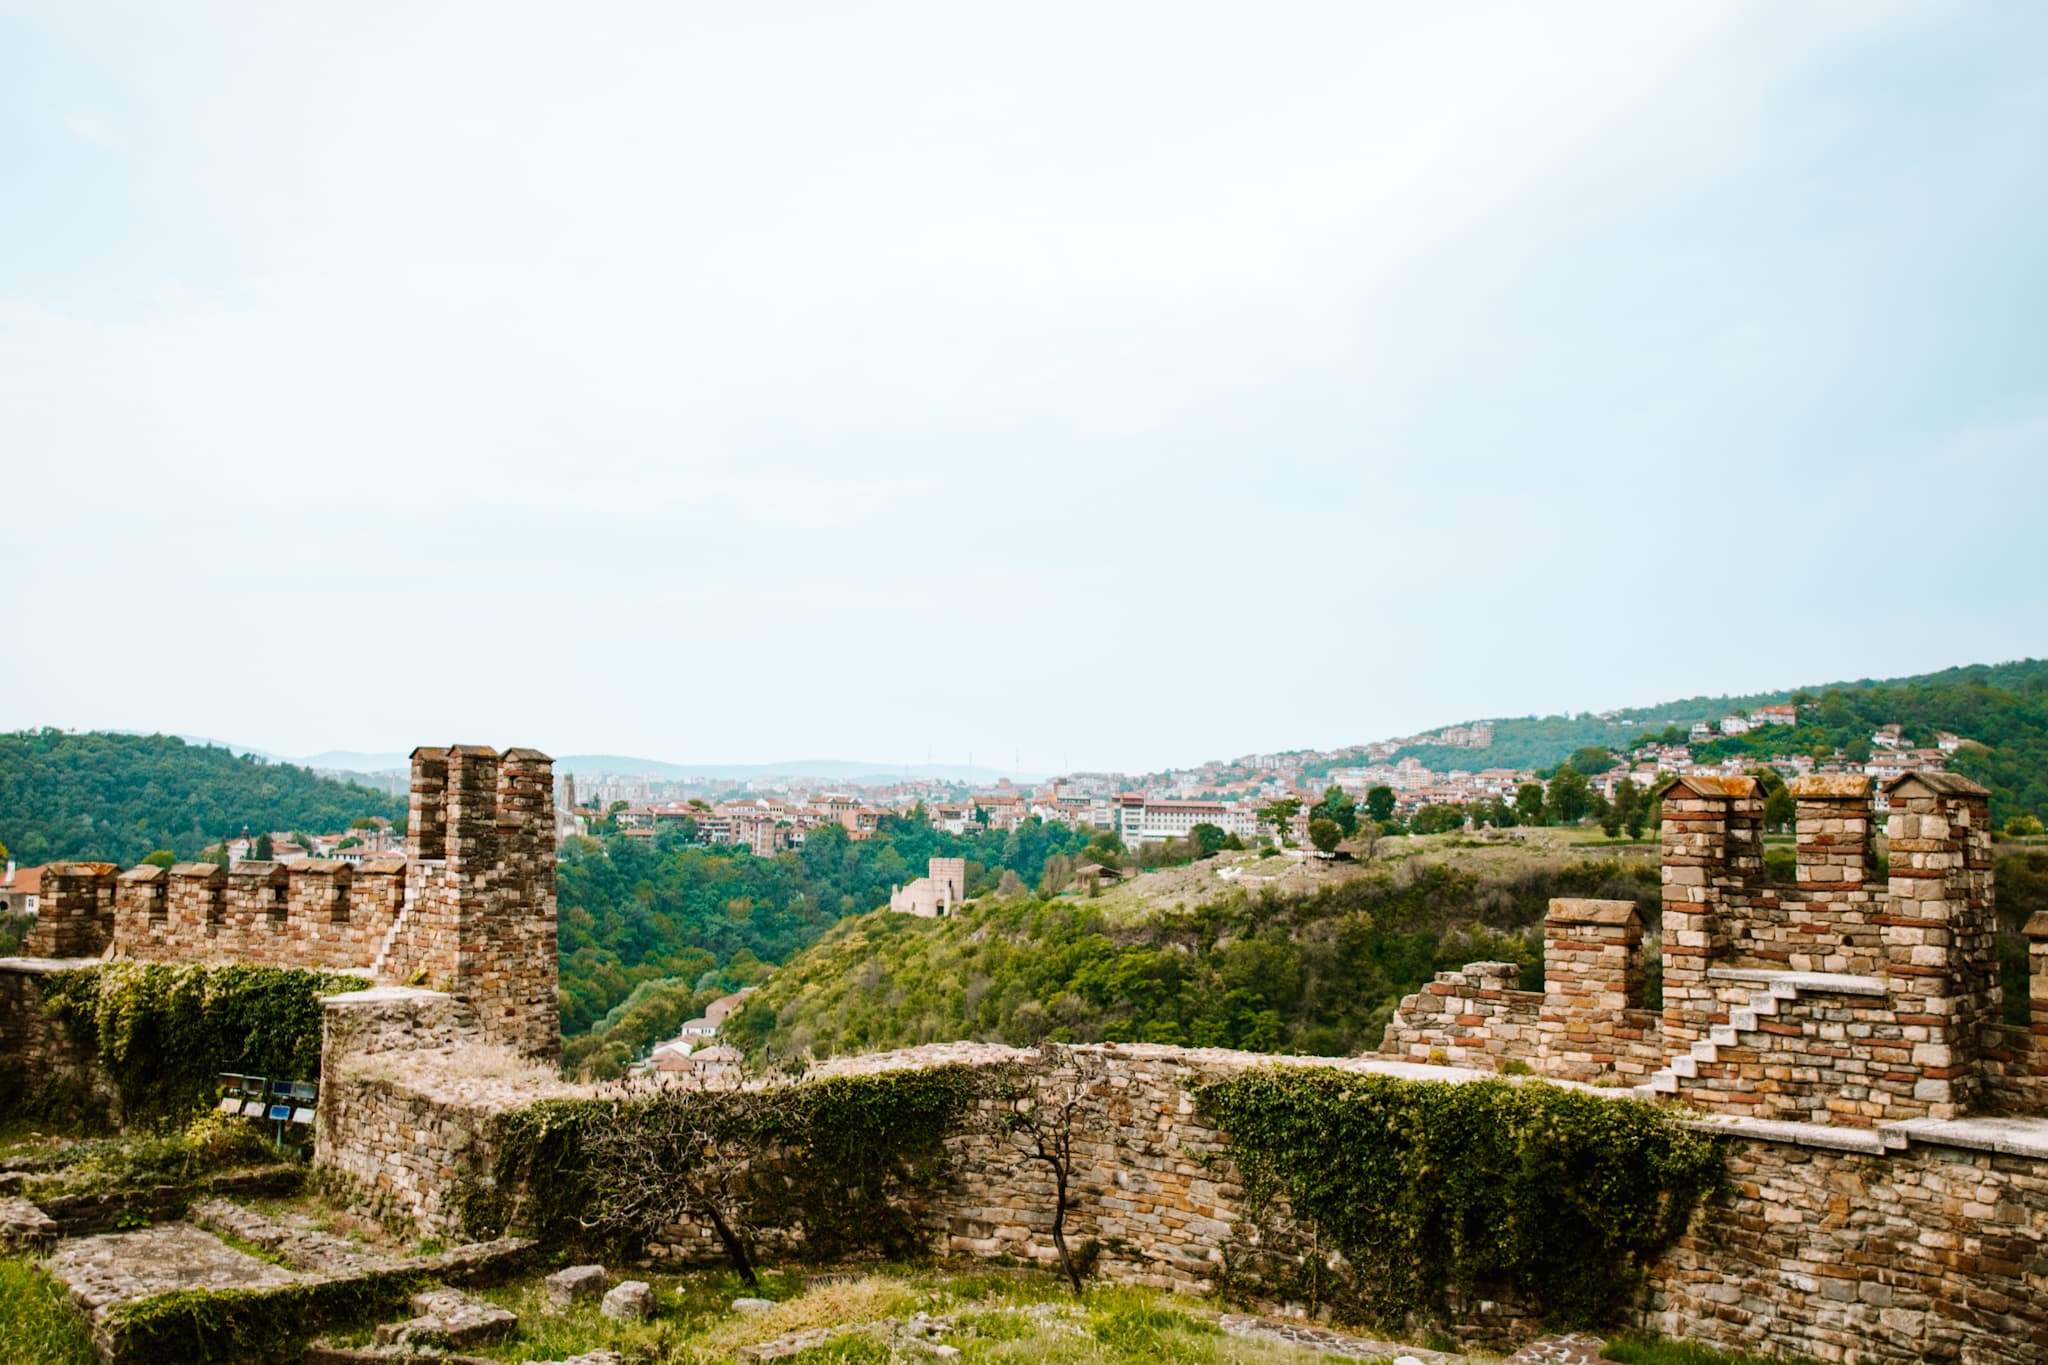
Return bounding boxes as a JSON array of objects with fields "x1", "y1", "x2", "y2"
[
  {"x1": 13, "y1": 744, "x2": 561, "y2": 1061},
  {"x1": 1382, "y1": 771, "x2": 2048, "y2": 1124},
  {"x1": 15, "y1": 752, "x2": 2048, "y2": 1361}
]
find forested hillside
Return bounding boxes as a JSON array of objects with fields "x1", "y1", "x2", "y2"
[
  {"x1": 0, "y1": 730, "x2": 406, "y2": 866},
  {"x1": 1385, "y1": 659, "x2": 2048, "y2": 794},
  {"x1": 1685, "y1": 671, "x2": 2048, "y2": 821},
  {"x1": 555, "y1": 816, "x2": 1096, "y2": 1049},
  {"x1": 723, "y1": 856, "x2": 1659, "y2": 1064}
]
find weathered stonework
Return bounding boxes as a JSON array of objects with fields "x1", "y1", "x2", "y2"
[{"x1": 3, "y1": 742, "x2": 560, "y2": 1064}]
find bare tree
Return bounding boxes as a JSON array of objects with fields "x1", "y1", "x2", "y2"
[
  {"x1": 574, "y1": 1074, "x2": 765, "y2": 1284},
  {"x1": 998, "y1": 1047, "x2": 1099, "y2": 1294}
]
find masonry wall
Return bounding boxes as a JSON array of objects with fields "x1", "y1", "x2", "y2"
[
  {"x1": 1647, "y1": 1137, "x2": 2048, "y2": 1364},
  {"x1": 6, "y1": 741, "x2": 562, "y2": 1064},
  {"x1": 311, "y1": 1007, "x2": 2048, "y2": 1365},
  {"x1": 0, "y1": 961, "x2": 119, "y2": 1122}
]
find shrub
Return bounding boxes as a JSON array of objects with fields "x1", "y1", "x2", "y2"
[
  {"x1": 1196, "y1": 1068, "x2": 1723, "y2": 1331},
  {"x1": 38, "y1": 963, "x2": 370, "y2": 1122}
]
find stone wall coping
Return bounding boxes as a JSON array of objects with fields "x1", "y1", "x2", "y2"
[
  {"x1": 1666, "y1": 774, "x2": 1760, "y2": 800},
  {"x1": 117, "y1": 865, "x2": 165, "y2": 884},
  {"x1": 1879, "y1": 1116, "x2": 2048, "y2": 1161},
  {"x1": 1678, "y1": 1111, "x2": 2048, "y2": 1160},
  {"x1": 1787, "y1": 774, "x2": 1872, "y2": 799},
  {"x1": 1705, "y1": 967, "x2": 1887, "y2": 996},
  {"x1": 0, "y1": 956, "x2": 103, "y2": 976},
  {"x1": 320, "y1": 983, "x2": 448, "y2": 1007},
  {"x1": 45, "y1": 861, "x2": 119, "y2": 876},
  {"x1": 2024, "y1": 911, "x2": 2048, "y2": 941},
  {"x1": 1677, "y1": 1115, "x2": 1888, "y2": 1154},
  {"x1": 1546, "y1": 898, "x2": 1640, "y2": 926},
  {"x1": 1884, "y1": 770, "x2": 1990, "y2": 799}
]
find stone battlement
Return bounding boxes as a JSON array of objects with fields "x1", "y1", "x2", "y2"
[
  {"x1": 1380, "y1": 770, "x2": 2048, "y2": 1128},
  {"x1": 15, "y1": 744, "x2": 560, "y2": 1061}
]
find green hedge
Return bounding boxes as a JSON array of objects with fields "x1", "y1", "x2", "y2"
[
  {"x1": 1196, "y1": 1069, "x2": 1723, "y2": 1330},
  {"x1": 38, "y1": 963, "x2": 371, "y2": 1121}
]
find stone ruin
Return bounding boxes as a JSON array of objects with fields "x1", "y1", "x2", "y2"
[
  {"x1": 1380, "y1": 770, "x2": 2048, "y2": 1124},
  {"x1": 13, "y1": 744, "x2": 561, "y2": 1061}
]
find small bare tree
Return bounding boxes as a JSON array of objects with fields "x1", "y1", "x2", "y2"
[
  {"x1": 575, "y1": 1074, "x2": 766, "y2": 1284},
  {"x1": 998, "y1": 1046, "x2": 1101, "y2": 1294}
]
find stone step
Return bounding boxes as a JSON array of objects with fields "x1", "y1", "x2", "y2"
[
  {"x1": 1710, "y1": 1024, "x2": 1738, "y2": 1046},
  {"x1": 1669, "y1": 1054, "x2": 1698, "y2": 1079},
  {"x1": 1648, "y1": 1071, "x2": 1679, "y2": 1094},
  {"x1": 1730, "y1": 1007, "x2": 1758, "y2": 1031},
  {"x1": 1691, "y1": 1039, "x2": 1720, "y2": 1062}
]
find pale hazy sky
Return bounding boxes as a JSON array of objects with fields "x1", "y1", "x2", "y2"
[{"x1": 3, "y1": 3, "x2": 2044, "y2": 774}]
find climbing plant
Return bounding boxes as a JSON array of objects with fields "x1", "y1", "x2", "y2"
[
  {"x1": 1196, "y1": 1069, "x2": 1723, "y2": 1331},
  {"x1": 38, "y1": 963, "x2": 371, "y2": 1121},
  {"x1": 465, "y1": 1064, "x2": 983, "y2": 1269}
]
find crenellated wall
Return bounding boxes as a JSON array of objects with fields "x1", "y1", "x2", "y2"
[
  {"x1": 4, "y1": 743, "x2": 560, "y2": 1063},
  {"x1": 1380, "y1": 770, "x2": 2044, "y2": 1131}
]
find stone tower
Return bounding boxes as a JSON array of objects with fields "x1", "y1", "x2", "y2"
[{"x1": 384, "y1": 745, "x2": 561, "y2": 1062}]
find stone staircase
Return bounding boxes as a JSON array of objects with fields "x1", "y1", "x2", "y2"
[
  {"x1": 1639, "y1": 969, "x2": 1886, "y2": 1099},
  {"x1": 370, "y1": 889, "x2": 418, "y2": 979}
]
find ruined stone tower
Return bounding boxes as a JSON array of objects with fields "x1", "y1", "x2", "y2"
[{"x1": 379, "y1": 746, "x2": 561, "y2": 1062}]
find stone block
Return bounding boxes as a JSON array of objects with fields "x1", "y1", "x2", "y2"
[
  {"x1": 546, "y1": 1263, "x2": 609, "y2": 1307},
  {"x1": 601, "y1": 1280, "x2": 653, "y2": 1321}
]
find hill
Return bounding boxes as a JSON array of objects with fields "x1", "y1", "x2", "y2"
[
  {"x1": 0, "y1": 730, "x2": 407, "y2": 866},
  {"x1": 1375, "y1": 659, "x2": 2048, "y2": 800},
  {"x1": 724, "y1": 842, "x2": 1662, "y2": 1064}
]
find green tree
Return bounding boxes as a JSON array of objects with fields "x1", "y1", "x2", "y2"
[
  {"x1": 1547, "y1": 767, "x2": 1591, "y2": 825},
  {"x1": 1613, "y1": 778, "x2": 1644, "y2": 841},
  {"x1": 1308, "y1": 818, "x2": 1342, "y2": 856},
  {"x1": 252, "y1": 831, "x2": 274, "y2": 860},
  {"x1": 1318, "y1": 786, "x2": 1359, "y2": 837},
  {"x1": 1190, "y1": 823, "x2": 1232, "y2": 857},
  {"x1": 1514, "y1": 782, "x2": 1547, "y2": 826},
  {"x1": 1412, "y1": 804, "x2": 1466, "y2": 835},
  {"x1": 1569, "y1": 746, "x2": 1618, "y2": 776},
  {"x1": 141, "y1": 849, "x2": 177, "y2": 869},
  {"x1": 2006, "y1": 814, "x2": 2046, "y2": 838},
  {"x1": 1753, "y1": 768, "x2": 1794, "y2": 833},
  {"x1": 1259, "y1": 799, "x2": 1302, "y2": 839},
  {"x1": 1366, "y1": 786, "x2": 1397, "y2": 825}
]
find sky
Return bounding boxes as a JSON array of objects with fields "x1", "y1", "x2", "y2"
[{"x1": 2, "y1": 2, "x2": 2045, "y2": 776}]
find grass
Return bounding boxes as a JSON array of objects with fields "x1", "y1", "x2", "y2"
[
  {"x1": 360, "y1": 1262, "x2": 1357, "y2": 1364},
  {"x1": 1605, "y1": 1332, "x2": 1823, "y2": 1365},
  {"x1": 0, "y1": 1257, "x2": 98, "y2": 1365}
]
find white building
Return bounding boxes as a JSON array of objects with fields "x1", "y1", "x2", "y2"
[{"x1": 1115, "y1": 796, "x2": 1258, "y2": 846}]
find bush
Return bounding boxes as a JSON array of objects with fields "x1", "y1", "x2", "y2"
[{"x1": 1197, "y1": 1069, "x2": 1723, "y2": 1331}]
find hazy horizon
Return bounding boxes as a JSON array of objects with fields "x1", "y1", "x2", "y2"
[{"x1": 5, "y1": 3, "x2": 2045, "y2": 771}]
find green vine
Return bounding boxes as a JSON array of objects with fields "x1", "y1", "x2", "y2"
[
  {"x1": 38, "y1": 963, "x2": 370, "y2": 1121},
  {"x1": 1195, "y1": 1069, "x2": 1723, "y2": 1331},
  {"x1": 465, "y1": 1065, "x2": 982, "y2": 1262}
]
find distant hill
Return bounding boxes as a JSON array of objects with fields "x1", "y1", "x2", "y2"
[
  {"x1": 553, "y1": 755, "x2": 1043, "y2": 784},
  {"x1": 1375, "y1": 659, "x2": 2048, "y2": 786},
  {"x1": 0, "y1": 731, "x2": 407, "y2": 866}
]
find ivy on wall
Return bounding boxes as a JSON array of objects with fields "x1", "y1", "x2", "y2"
[
  {"x1": 465, "y1": 1064, "x2": 983, "y2": 1265},
  {"x1": 1196, "y1": 1069, "x2": 1723, "y2": 1330},
  {"x1": 39, "y1": 963, "x2": 371, "y2": 1121}
]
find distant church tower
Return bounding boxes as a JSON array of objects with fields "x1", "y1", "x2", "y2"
[{"x1": 562, "y1": 772, "x2": 577, "y2": 813}]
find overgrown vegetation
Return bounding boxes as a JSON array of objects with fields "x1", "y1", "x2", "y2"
[
  {"x1": 465, "y1": 1065, "x2": 983, "y2": 1269},
  {"x1": 102, "y1": 1267, "x2": 439, "y2": 1365},
  {"x1": 1196, "y1": 1069, "x2": 1723, "y2": 1332},
  {"x1": 21, "y1": 1110, "x2": 277, "y2": 1200},
  {"x1": 556, "y1": 818, "x2": 1098, "y2": 1041},
  {"x1": 36, "y1": 963, "x2": 371, "y2": 1121},
  {"x1": 0, "y1": 729, "x2": 404, "y2": 866},
  {"x1": 0, "y1": 1257, "x2": 98, "y2": 1365},
  {"x1": 730, "y1": 858, "x2": 1656, "y2": 1062}
]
